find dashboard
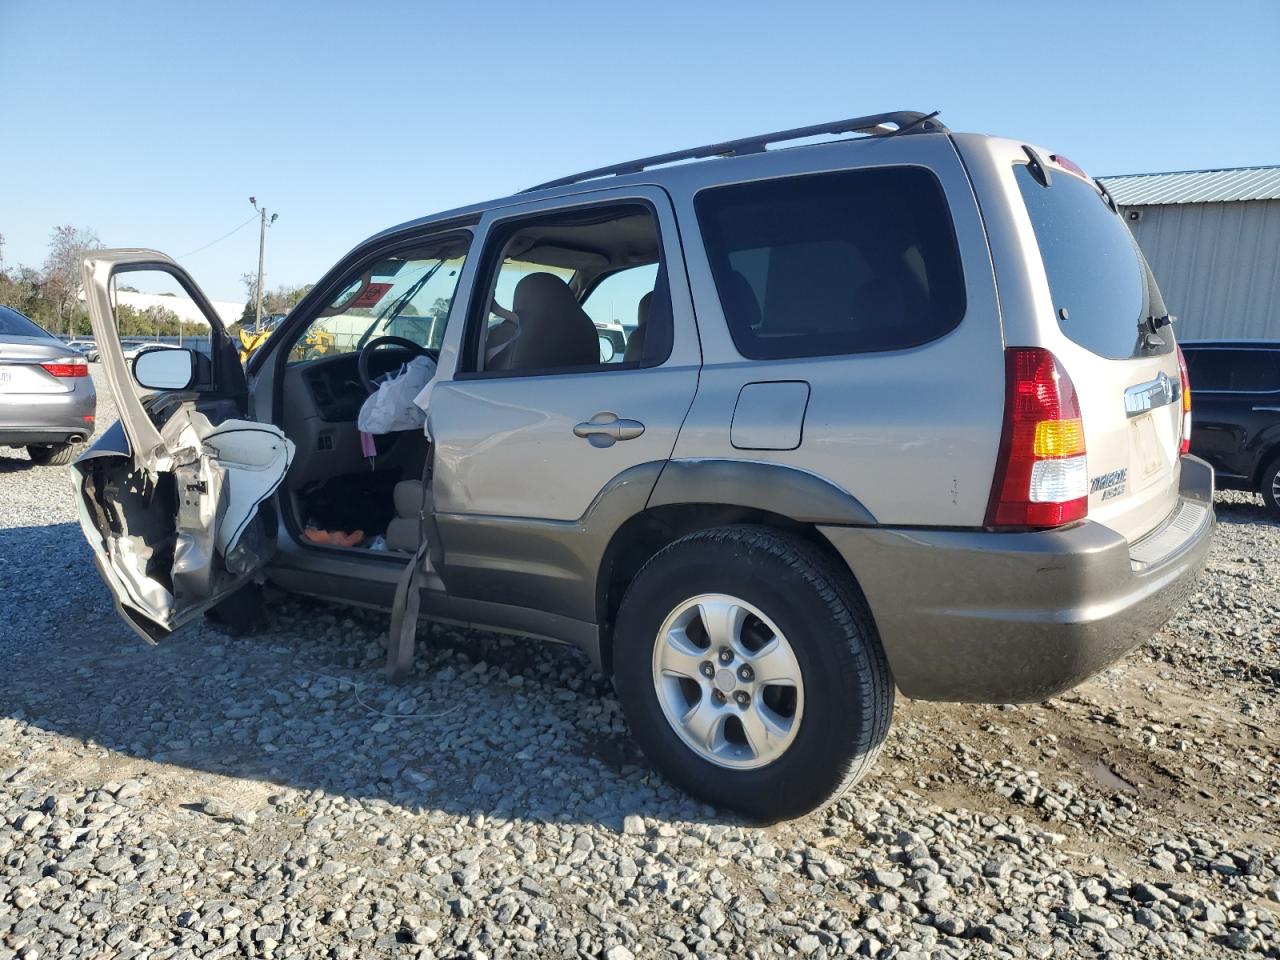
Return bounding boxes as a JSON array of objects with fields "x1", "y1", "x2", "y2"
[
  {"x1": 296, "y1": 351, "x2": 414, "y2": 422},
  {"x1": 281, "y1": 349, "x2": 429, "y2": 490}
]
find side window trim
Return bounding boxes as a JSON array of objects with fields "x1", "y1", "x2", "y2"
[{"x1": 456, "y1": 197, "x2": 675, "y2": 381}]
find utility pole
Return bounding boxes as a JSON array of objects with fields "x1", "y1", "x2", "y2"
[{"x1": 249, "y1": 197, "x2": 278, "y2": 332}]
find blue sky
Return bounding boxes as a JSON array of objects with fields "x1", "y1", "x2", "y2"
[{"x1": 1, "y1": 0, "x2": 1277, "y2": 302}]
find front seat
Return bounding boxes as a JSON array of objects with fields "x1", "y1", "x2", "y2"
[
  {"x1": 624, "y1": 291, "x2": 652, "y2": 362},
  {"x1": 386, "y1": 479, "x2": 432, "y2": 552},
  {"x1": 488, "y1": 272, "x2": 599, "y2": 371}
]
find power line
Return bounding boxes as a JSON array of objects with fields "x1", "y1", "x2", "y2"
[{"x1": 176, "y1": 213, "x2": 259, "y2": 259}]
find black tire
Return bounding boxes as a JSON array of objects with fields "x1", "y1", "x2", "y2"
[
  {"x1": 26, "y1": 442, "x2": 78, "y2": 466},
  {"x1": 1260, "y1": 455, "x2": 1280, "y2": 520},
  {"x1": 612, "y1": 525, "x2": 893, "y2": 821},
  {"x1": 205, "y1": 583, "x2": 267, "y2": 636}
]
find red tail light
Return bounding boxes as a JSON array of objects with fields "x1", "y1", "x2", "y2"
[
  {"x1": 986, "y1": 347, "x2": 1088, "y2": 528},
  {"x1": 40, "y1": 357, "x2": 89, "y2": 378},
  {"x1": 1177, "y1": 346, "x2": 1192, "y2": 456}
]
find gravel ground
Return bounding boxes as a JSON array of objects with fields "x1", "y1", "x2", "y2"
[{"x1": 0, "y1": 368, "x2": 1277, "y2": 959}]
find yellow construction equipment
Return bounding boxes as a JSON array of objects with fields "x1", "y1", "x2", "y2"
[{"x1": 237, "y1": 321, "x2": 336, "y2": 364}]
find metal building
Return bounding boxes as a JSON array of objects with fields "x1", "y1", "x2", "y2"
[{"x1": 1097, "y1": 166, "x2": 1280, "y2": 340}]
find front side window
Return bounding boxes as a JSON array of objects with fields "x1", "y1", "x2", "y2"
[
  {"x1": 695, "y1": 167, "x2": 965, "y2": 360},
  {"x1": 1185, "y1": 349, "x2": 1280, "y2": 392},
  {"x1": 289, "y1": 237, "x2": 469, "y2": 363},
  {"x1": 1014, "y1": 164, "x2": 1164, "y2": 360},
  {"x1": 466, "y1": 204, "x2": 670, "y2": 375}
]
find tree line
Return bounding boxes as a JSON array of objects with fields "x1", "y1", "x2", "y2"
[
  {"x1": 233, "y1": 272, "x2": 314, "y2": 332},
  {"x1": 0, "y1": 226, "x2": 313, "y2": 340}
]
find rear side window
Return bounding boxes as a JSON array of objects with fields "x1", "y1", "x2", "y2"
[
  {"x1": 1184, "y1": 348, "x2": 1280, "y2": 392},
  {"x1": 695, "y1": 167, "x2": 966, "y2": 360},
  {"x1": 1014, "y1": 164, "x2": 1159, "y2": 360},
  {"x1": 0, "y1": 306, "x2": 54, "y2": 339}
]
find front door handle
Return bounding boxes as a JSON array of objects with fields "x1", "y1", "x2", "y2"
[{"x1": 573, "y1": 412, "x2": 645, "y2": 447}]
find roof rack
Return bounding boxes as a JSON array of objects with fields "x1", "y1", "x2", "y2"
[{"x1": 523, "y1": 110, "x2": 947, "y2": 193}]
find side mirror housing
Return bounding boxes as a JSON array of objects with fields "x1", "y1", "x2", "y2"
[{"x1": 133, "y1": 347, "x2": 197, "y2": 390}]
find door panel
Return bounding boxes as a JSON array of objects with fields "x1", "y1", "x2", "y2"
[
  {"x1": 427, "y1": 186, "x2": 700, "y2": 619},
  {"x1": 431, "y1": 366, "x2": 697, "y2": 520},
  {"x1": 73, "y1": 250, "x2": 294, "y2": 641},
  {"x1": 1190, "y1": 392, "x2": 1250, "y2": 480}
]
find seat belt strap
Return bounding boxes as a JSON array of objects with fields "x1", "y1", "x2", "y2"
[
  {"x1": 386, "y1": 447, "x2": 437, "y2": 682},
  {"x1": 387, "y1": 538, "x2": 429, "y2": 682}
]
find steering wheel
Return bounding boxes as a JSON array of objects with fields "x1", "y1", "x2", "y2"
[{"x1": 357, "y1": 336, "x2": 435, "y2": 395}]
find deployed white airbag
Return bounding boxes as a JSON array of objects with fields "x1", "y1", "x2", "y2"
[{"x1": 357, "y1": 355, "x2": 437, "y2": 435}]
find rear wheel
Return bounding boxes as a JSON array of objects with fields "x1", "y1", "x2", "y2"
[
  {"x1": 26, "y1": 442, "x2": 78, "y2": 466},
  {"x1": 612, "y1": 525, "x2": 893, "y2": 821},
  {"x1": 1260, "y1": 456, "x2": 1280, "y2": 520}
]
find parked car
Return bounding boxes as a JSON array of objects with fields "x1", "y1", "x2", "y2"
[
  {"x1": 0, "y1": 306, "x2": 96, "y2": 464},
  {"x1": 73, "y1": 110, "x2": 1213, "y2": 820},
  {"x1": 122, "y1": 340, "x2": 179, "y2": 361},
  {"x1": 1181, "y1": 340, "x2": 1280, "y2": 517},
  {"x1": 66, "y1": 339, "x2": 100, "y2": 362}
]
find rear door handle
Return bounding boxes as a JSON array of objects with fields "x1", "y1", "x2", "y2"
[
  {"x1": 573, "y1": 412, "x2": 645, "y2": 447},
  {"x1": 1252, "y1": 406, "x2": 1280, "y2": 413}
]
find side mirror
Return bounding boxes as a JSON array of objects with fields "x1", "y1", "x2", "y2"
[{"x1": 133, "y1": 347, "x2": 197, "y2": 390}]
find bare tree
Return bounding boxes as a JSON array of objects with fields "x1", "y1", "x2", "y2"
[
  {"x1": 43, "y1": 225, "x2": 101, "y2": 335},
  {"x1": 239, "y1": 271, "x2": 260, "y2": 324}
]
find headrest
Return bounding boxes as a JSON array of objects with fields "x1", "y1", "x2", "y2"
[
  {"x1": 722, "y1": 270, "x2": 761, "y2": 330},
  {"x1": 636, "y1": 291, "x2": 653, "y2": 328},
  {"x1": 513, "y1": 272, "x2": 578, "y2": 316}
]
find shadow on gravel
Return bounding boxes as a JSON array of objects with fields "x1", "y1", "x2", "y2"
[
  {"x1": 1214, "y1": 495, "x2": 1276, "y2": 527},
  {"x1": 0, "y1": 449, "x2": 36, "y2": 473},
  {"x1": 1, "y1": 519, "x2": 719, "y2": 829}
]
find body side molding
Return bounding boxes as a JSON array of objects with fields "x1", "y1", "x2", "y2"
[{"x1": 648, "y1": 458, "x2": 877, "y2": 526}]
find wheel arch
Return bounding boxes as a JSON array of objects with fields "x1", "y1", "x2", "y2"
[
  {"x1": 595, "y1": 502, "x2": 867, "y2": 675},
  {"x1": 1251, "y1": 440, "x2": 1280, "y2": 490}
]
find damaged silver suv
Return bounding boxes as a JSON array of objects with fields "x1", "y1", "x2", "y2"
[{"x1": 75, "y1": 110, "x2": 1213, "y2": 820}]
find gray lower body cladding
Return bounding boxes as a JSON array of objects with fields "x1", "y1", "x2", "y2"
[{"x1": 821, "y1": 456, "x2": 1215, "y2": 703}]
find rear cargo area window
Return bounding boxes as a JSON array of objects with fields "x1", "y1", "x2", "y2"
[
  {"x1": 1014, "y1": 164, "x2": 1158, "y2": 360},
  {"x1": 694, "y1": 167, "x2": 965, "y2": 360}
]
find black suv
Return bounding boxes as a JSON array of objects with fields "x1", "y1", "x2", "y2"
[{"x1": 1182, "y1": 340, "x2": 1280, "y2": 517}]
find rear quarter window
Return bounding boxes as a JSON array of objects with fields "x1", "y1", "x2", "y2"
[
  {"x1": 1014, "y1": 164, "x2": 1161, "y2": 360},
  {"x1": 694, "y1": 167, "x2": 966, "y2": 360}
]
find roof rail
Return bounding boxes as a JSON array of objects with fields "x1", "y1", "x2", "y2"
[{"x1": 523, "y1": 110, "x2": 947, "y2": 193}]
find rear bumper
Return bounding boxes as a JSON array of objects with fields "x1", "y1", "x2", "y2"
[
  {"x1": 0, "y1": 427, "x2": 94, "y2": 446},
  {"x1": 820, "y1": 456, "x2": 1215, "y2": 703},
  {"x1": 0, "y1": 389, "x2": 96, "y2": 447}
]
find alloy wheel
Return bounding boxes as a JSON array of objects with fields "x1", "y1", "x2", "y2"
[{"x1": 651, "y1": 594, "x2": 804, "y2": 769}]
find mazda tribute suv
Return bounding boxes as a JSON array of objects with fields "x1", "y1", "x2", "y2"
[{"x1": 74, "y1": 110, "x2": 1213, "y2": 820}]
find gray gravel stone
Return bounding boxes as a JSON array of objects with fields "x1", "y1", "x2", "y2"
[{"x1": 0, "y1": 371, "x2": 1275, "y2": 959}]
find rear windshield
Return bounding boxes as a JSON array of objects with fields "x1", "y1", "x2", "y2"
[
  {"x1": 695, "y1": 167, "x2": 966, "y2": 360},
  {"x1": 1014, "y1": 164, "x2": 1165, "y2": 360},
  {"x1": 0, "y1": 306, "x2": 55, "y2": 339}
]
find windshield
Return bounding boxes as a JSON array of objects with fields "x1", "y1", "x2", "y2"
[
  {"x1": 0, "y1": 306, "x2": 56, "y2": 340},
  {"x1": 1014, "y1": 164, "x2": 1165, "y2": 360},
  {"x1": 290, "y1": 239, "x2": 469, "y2": 364}
]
